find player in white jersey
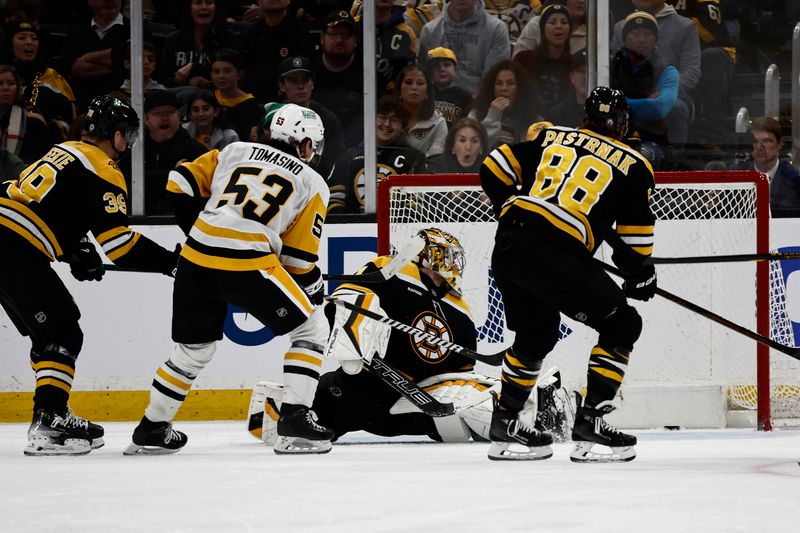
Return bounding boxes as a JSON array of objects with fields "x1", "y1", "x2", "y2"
[{"x1": 125, "y1": 103, "x2": 334, "y2": 455}]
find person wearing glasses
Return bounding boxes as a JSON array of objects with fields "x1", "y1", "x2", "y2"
[{"x1": 733, "y1": 116, "x2": 800, "y2": 217}]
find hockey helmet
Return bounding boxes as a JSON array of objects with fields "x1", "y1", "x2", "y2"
[
  {"x1": 268, "y1": 103, "x2": 325, "y2": 163},
  {"x1": 84, "y1": 95, "x2": 140, "y2": 147},
  {"x1": 584, "y1": 86, "x2": 630, "y2": 138},
  {"x1": 416, "y1": 227, "x2": 466, "y2": 295}
]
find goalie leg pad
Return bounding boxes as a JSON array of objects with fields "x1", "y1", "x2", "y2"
[{"x1": 247, "y1": 381, "x2": 284, "y2": 445}]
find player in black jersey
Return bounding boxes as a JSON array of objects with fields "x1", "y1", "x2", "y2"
[
  {"x1": 480, "y1": 87, "x2": 657, "y2": 462},
  {"x1": 0, "y1": 95, "x2": 179, "y2": 456}
]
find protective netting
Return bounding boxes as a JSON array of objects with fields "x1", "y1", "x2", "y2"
[{"x1": 383, "y1": 176, "x2": 800, "y2": 423}]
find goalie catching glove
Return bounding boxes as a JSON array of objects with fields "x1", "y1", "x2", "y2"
[{"x1": 324, "y1": 290, "x2": 391, "y2": 374}]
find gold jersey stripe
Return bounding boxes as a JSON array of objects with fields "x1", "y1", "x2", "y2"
[
  {"x1": 36, "y1": 377, "x2": 72, "y2": 392},
  {"x1": 31, "y1": 361, "x2": 75, "y2": 376},
  {"x1": 95, "y1": 226, "x2": 130, "y2": 244},
  {"x1": 498, "y1": 144, "x2": 522, "y2": 178},
  {"x1": 105, "y1": 232, "x2": 140, "y2": 261},
  {"x1": 284, "y1": 352, "x2": 323, "y2": 366},
  {"x1": 268, "y1": 264, "x2": 313, "y2": 314},
  {"x1": 502, "y1": 199, "x2": 594, "y2": 251},
  {"x1": 0, "y1": 197, "x2": 62, "y2": 256},
  {"x1": 484, "y1": 157, "x2": 516, "y2": 186},
  {"x1": 156, "y1": 368, "x2": 192, "y2": 391},
  {"x1": 0, "y1": 216, "x2": 53, "y2": 259},
  {"x1": 181, "y1": 244, "x2": 280, "y2": 272},
  {"x1": 616, "y1": 225, "x2": 654, "y2": 235},
  {"x1": 194, "y1": 218, "x2": 270, "y2": 243},
  {"x1": 590, "y1": 366, "x2": 624, "y2": 383}
]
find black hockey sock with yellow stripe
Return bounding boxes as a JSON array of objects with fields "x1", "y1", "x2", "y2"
[
  {"x1": 30, "y1": 345, "x2": 76, "y2": 412},
  {"x1": 585, "y1": 345, "x2": 630, "y2": 407},
  {"x1": 499, "y1": 349, "x2": 542, "y2": 411}
]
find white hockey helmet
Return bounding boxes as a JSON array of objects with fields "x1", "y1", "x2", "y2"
[
  {"x1": 268, "y1": 103, "x2": 325, "y2": 163},
  {"x1": 416, "y1": 227, "x2": 466, "y2": 295}
]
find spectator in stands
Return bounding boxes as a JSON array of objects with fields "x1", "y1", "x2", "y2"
[
  {"x1": 356, "y1": 0, "x2": 417, "y2": 97},
  {"x1": 733, "y1": 117, "x2": 800, "y2": 217},
  {"x1": 393, "y1": 64, "x2": 447, "y2": 163},
  {"x1": 210, "y1": 48, "x2": 262, "y2": 142},
  {"x1": 611, "y1": 0, "x2": 700, "y2": 149},
  {"x1": 611, "y1": 11, "x2": 678, "y2": 169},
  {"x1": 426, "y1": 47, "x2": 472, "y2": 129},
  {"x1": 328, "y1": 95, "x2": 426, "y2": 214},
  {"x1": 311, "y1": 10, "x2": 364, "y2": 148},
  {"x1": 513, "y1": 3, "x2": 572, "y2": 111},
  {"x1": 241, "y1": 0, "x2": 315, "y2": 104},
  {"x1": 483, "y1": 0, "x2": 537, "y2": 49},
  {"x1": 159, "y1": 0, "x2": 238, "y2": 94},
  {"x1": 277, "y1": 55, "x2": 344, "y2": 181},
  {"x1": 418, "y1": 0, "x2": 510, "y2": 96},
  {"x1": 66, "y1": 0, "x2": 131, "y2": 109},
  {"x1": 433, "y1": 117, "x2": 489, "y2": 174},
  {"x1": 351, "y1": 0, "x2": 442, "y2": 39},
  {"x1": 673, "y1": 0, "x2": 736, "y2": 147},
  {"x1": 119, "y1": 90, "x2": 207, "y2": 215},
  {"x1": 183, "y1": 89, "x2": 238, "y2": 150},
  {"x1": 514, "y1": 0, "x2": 587, "y2": 57},
  {"x1": 545, "y1": 48, "x2": 588, "y2": 127},
  {"x1": 469, "y1": 59, "x2": 538, "y2": 149},
  {"x1": 1, "y1": 20, "x2": 75, "y2": 141},
  {"x1": 118, "y1": 41, "x2": 167, "y2": 98},
  {"x1": 2, "y1": 1, "x2": 56, "y2": 66},
  {"x1": 0, "y1": 63, "x2": 51, "y2": 163}
]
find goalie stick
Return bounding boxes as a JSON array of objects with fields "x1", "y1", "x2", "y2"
[
  {"x1": 325, "y1": 296, "x2": 506, "y2": 366},
  {"x1": 367, "y1": 357, "x2": 455, "y2": 417},
  {"x1": 598, "y1": 260, "x2": 800, "y2": 361}
]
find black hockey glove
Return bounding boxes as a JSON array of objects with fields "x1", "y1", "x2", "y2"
[
  {"x1": 622, "y1": 264, "x2": 657, "y2": 301},
  {"x1": 69, "y1": 237, "x2": 104, "y2": 282}
]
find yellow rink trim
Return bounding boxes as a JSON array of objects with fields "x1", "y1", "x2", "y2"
[{"x1": 0, "y1": 390, "x2": 252, "y2": 423}]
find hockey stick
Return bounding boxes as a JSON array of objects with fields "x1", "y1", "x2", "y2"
[
  {"x1": 644, "y1": 252, "x2": 800, "y2": 265},
  {"x1": 367, "y1": 357, "x2": 455, "y2": 417},
  {"x1": 325, "y1": 296, "x2": 506, "y2": 366},
  {"x1": 102, "y1": 235, "x2": 427, "y2": 281},
  {"x1": 598, "y1": 260, "x2": 800, "y2": 361}
]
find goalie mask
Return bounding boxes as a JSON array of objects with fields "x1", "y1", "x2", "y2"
[{"x1": 416, "y1": 228, "x2": 465, "y2": 295}]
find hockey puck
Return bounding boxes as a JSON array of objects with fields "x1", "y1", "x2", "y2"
[{"x1": 664, "y1": 425, "x2": 680, "y2": 431}]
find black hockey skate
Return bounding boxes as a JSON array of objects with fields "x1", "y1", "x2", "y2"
[
  {"x1": 488, "y1": 395, "x2": 553, "y2": 461},
  {"x1": 65, "y1": 406, "x2": 105, "y2": 449},
  {"x1": 570, "y1": 400, "x2": 636, "y2": 463},
  {"x1": 25, "y1": 409, "x2": 92, "y2": 456},
  {"x1": 124, "y1": 417, "x2": 188, "y2": 455},
  {"x1": 274, "y1": 403, "x2": 333, "y2": 455}
]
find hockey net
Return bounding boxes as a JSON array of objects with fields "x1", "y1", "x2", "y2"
[{"x1": 378, "y1": 172, "x2": 800, "y2": 430}]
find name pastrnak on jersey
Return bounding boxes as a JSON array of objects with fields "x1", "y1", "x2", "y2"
[
  {"x1": 167, "y1": 142, "x2": 329, "y2": 274},
  {"x1": 480, "y1": 126, "x2": 656, "y2": 258},
  {"x1": 335, "y1": 257, "x2": 476, "y2": 381},
  {"x1": 0, "y1": 141, "x2": 170, "y2": 268}
]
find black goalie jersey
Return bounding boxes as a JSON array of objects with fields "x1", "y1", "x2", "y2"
[
  {"x1": 480, "y1": 126, "x2": 656, "y2": 257},
  {"x1": 0, "y1": 141, "x2": 175, "y2": 271},
  {"x1": 334, "y1": 256, "x2": 476, "y2": 381}
]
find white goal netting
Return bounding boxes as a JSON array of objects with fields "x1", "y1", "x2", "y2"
[{"x1": 379, "y1": 172, "x2": 800, "y2": 428}]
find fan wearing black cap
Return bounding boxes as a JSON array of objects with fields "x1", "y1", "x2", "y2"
[
  {"x1": 311, "y1": 10, "x2": 364, "y2": 148},
  {"x1": 277, "y1": 55, "x2": 344, "y2": 181},
  {"x1": 240, "y1": 0, "x2": 315, "y2": 103},
  {"x1": 118, "y1": 90, "x2": 207, "y2": 215}
]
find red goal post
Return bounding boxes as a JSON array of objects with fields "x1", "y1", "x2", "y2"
[{"x1": 377, "y1": 171, "x2": 785, "y2": 430}]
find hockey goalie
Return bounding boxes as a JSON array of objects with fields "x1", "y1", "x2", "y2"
[{"x1": 247, "y1": 228, "x2": 574, "y2": 445}]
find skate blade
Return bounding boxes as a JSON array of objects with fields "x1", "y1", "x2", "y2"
[
  {"x1": 91, "y1": 438, "x2": 105, "y2": 449},
  {"x1": 569, "y1": 441, "x2": 636, "y2": 463},
  {"x1": 273, "y1": 436, "x2": 331, "y2": 455},
  {"x1": 24, "y1": 437, "x2": 92, "y2": 456},
  {"x1": 123, "y1": 442, "x2": 183, "y2": 456},
  {"x1": 487, "y1": 442, "x2": 553, "y2": 461}
]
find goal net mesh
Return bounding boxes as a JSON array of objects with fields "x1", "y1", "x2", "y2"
[{"x1": 380, "y1": 173, "x2": 800, "y2": 424}]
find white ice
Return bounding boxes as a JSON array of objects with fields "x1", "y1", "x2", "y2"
[{"x1": 1, "y1": 422, "x2": 798, "y2": 533}]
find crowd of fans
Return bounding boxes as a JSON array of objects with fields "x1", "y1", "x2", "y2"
[{"x1": 0, "y1": 0, "x2": 798, "y2": 215}]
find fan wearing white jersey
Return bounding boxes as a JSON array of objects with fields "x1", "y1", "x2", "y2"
[{"x1": 125, "y1": 103, "x2": 334, "y2": 456}]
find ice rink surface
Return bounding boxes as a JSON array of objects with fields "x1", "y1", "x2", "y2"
[{"x1": 0, "y1": 421, "x2": 798, "y2": 533}]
